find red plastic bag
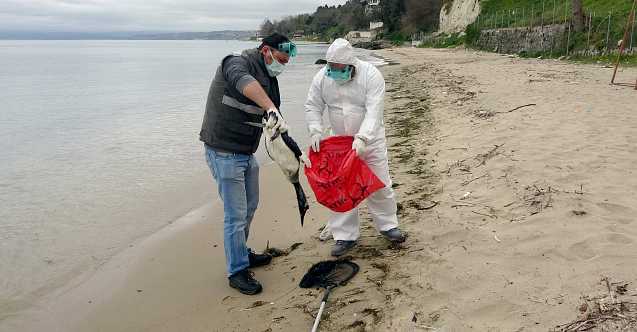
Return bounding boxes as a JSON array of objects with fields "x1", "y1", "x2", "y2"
[{"x1": 304, "y1": 136, "x2": 386, "y2": 212}]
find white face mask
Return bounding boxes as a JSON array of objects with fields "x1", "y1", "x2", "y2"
[{"x1": 265, "y1": 49, "x2": 285, "y2": 77}]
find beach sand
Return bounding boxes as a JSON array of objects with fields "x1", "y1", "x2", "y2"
[{"x1": 5, "y1": 47, "x2": 637, "y2": 332}]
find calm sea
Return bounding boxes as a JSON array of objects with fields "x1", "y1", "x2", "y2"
[{"x1": 0, "y1": 40, "x2": 340, "y2": 319}]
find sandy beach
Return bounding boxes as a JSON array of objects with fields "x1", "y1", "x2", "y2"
[{"x1": 5, "y1": 47, "x2": 637, "y2": 332}]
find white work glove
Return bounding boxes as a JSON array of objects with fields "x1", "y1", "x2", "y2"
[
  {"x1": 310, "y1": 134, "x2": 322, "y2": 152},
  {"x1": 352, "y1": 137, "x2": 366, "y2": 156},
  {"x1": 300, "y1": 153, "x2": 312, "y2": 168},
  {"x1": 265, "y1": 107, "x2": 288, "y2": 133}
]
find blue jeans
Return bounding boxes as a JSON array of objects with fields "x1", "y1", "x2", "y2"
[{"x1": 204, "y1": 145, "x2": 259, "y2": 276}]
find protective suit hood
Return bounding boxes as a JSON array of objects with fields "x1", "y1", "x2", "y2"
[{"x1": 325, "y1": 38, "x2": 356, "y2": 66}]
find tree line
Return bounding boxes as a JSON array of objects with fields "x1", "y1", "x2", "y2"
[{"x1": 260, "y1": 0, "x2": 442, "y2": 41}]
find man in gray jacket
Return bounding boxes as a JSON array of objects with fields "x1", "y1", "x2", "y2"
[{"x1": 200, "y1": 33, "x2": 296, "y2": 295}]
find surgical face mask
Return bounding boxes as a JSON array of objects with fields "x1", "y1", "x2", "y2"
[
  {"x1": 325, "y1": 65, "x2": 353, "y2": 83},
  {"x1": 265, "y1": 49, "x2": 286, "y2": 77}
]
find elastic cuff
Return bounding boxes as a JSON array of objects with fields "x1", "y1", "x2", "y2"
[{"x1": 309, "y1": 128, "x2": 323, "y2": 137}]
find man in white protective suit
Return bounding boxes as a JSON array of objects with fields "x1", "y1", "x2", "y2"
[{"x1": 304, "y1": 38, "x2": 406, "y2": 257}]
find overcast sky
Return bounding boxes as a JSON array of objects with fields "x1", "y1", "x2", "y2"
[{"x1": 0, "y1": 0, "x2": 347, "y2": 32}]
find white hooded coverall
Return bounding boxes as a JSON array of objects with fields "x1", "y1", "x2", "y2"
[{"x1": 304, "y1": 38, "x2": 399, "y2": 241}]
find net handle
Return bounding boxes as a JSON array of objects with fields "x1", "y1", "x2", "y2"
[{"x1": 311, "y1": 286, "x2": 334, "y2": 332}]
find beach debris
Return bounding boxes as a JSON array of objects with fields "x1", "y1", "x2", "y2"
[
  {"x1": 264, "y1": 241, "x2": 303, "y2": 257},
  {"x1": 493, "y1": 232, "x2": 502, "y2": 242},
  {"x1": 502, "y1": 103, "x2": 537, "y2": 114},
  {"x1": 356, "y1": 246, "x2": 384, "y2": 259},
  {"x1": 361, "y1": 308, "x2": 383, "y2": 325},
  {"x1": 371, "y1": 262, "x2": 390, "y2": 276},
  {"x1": 343, "y1": 288, "x2": 366, "y2": 297},
  {"x1": 347, "y1": 320, "x2": 366, "y2": 329},
  {"x1": 572, "y1": 210, "x2": 587, "y2": 216},
  {"x1": 475, "y1": 144, "x2": 504, "y2": 167},
  {"x1": 472, "y1": 210, "x2": 497, "y2": 220},
  {"x1": 616, "y1": 283, "x2": 629, "y2": 295},
  {"x1": 405, "y1": 199, "x2": 439, "y2": 211},
  {"x1": 574, "y1": 184, "x2": 585, "y2": 195},
  {"x1": 476, "y1": 109, "x2": 496, "y2": 118},
  {"x1": 246, "y1": 301, "x2": 268, "y2": 309},
  {"x1": 461, "y1": 192, "x2": 472, "y2": 200},
  {"x1": 476, "y1": 104, "x2": 536, "y2": 119},
  {"x1": 554, "y1": 278, "x2": 637, "y2": 331},
  {"x1": 523, "y1": 184, "x2": 554, "y2": 216},
  {"x1": 462, "y1": 173, "x2": 488, "y2": 186}
]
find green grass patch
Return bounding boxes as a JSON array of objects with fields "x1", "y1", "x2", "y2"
[
  {"x1": 478, "y1": 0, "x2": 634, "y2": 28},
  {"x1": 510, "y1": 47, "x2": 637, "y2": 66},
  {"x1": 464, "y1": 0, "x2": 636, "y2": 59},
  {"x1": 418, "y1": 32, "x2": 466, "y2": 48},
  {"x1": 569, "y1": 53, "x2": 637, "y2": 66}
]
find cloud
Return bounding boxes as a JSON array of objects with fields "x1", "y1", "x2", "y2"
[{"x1": 0, "y1": 0, "x2": 347, "y2": 32}]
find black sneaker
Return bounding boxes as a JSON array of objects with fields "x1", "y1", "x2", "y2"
[
  {"x1": 331, "y1": 240, "x2": 357, "y2": 257},
  {"x1": 228, "y1": 269, "x2": 262, "y2": 295},
  {"x1": 248, "y1": 251, "x2": 272, "y2": 268},
  {"x1": 380, "y1": 228, "x2": 407, "y2": 243}
]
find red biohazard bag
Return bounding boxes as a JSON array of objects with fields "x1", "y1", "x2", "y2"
[{"x1": 304, "y1": 136, "x2": 386, "y2": 213}]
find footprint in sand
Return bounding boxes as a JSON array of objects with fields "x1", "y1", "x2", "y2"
[
  {"x1": 568, "y1": 240, "x2": 597, "y2": 260},
  {"x1": 615, "y1": 218, "x2": 634, "y2": 225},
  {"x1": 596, "y1": 202, "x2": 634, "y2": 215},
  {"x1": 568, "y1": 233, "x2": 634, "y2": 260},
  {"x1": 605, "y1": 233, "x2": 634, "y2": 245}
]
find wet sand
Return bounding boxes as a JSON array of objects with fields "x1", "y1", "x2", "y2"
[{"x1": 4, "y1": 47, "x2": 637, "y2": 332}]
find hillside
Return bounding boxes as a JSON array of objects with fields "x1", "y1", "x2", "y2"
[{"x1": 478, "y1": 0, "x2": 634, "y2": 28}]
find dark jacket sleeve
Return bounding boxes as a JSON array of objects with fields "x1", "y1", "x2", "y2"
[{"x1": 222, "y1": 56, "x2": 257, "y2": 94}]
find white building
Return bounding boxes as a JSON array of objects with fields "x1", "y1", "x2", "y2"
[
  {"x1": 345, "y1": 30, "x2": 375, "y2": 44},
  {"x1": 361, "y1": 0, "x2": 381, "y2": 15},
  {"x1": 370, "y1": 21, "x2": 384, "y2": 31}
]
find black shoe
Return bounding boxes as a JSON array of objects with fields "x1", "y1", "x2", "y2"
[
  {"x1": 380, "y1": 228, "x2": 407, "y2": 243},
  {"x1": 229, "y1": 269, "x2": 262, "y2": 295},
  {"x1": 248, "y1": 251, "x2": 272, "y2": 268},
  {"x1": 331, "y1": 240, "x2": 357, "y2": 257}
]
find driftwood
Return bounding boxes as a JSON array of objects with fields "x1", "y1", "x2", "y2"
[
  {"x1": 499, "y1": 103, "x2": 537, "y2": 114},
  {"x1": 554, "y1": 278, "x2": 637, "y2": 332}
]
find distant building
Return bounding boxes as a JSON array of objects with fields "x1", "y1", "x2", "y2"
[
  {"x1": 345, "y1": 30, "x2": 376, "y2": 44},
  {"x1": 369, "y1": 21, "x2": 384, "y2": 31},
  {"x1": 293, "y1": 30, "x2": 305, "y2": 39},
  {"x1": 360, "y1": 0, "x2": 381, "y2": 15}
]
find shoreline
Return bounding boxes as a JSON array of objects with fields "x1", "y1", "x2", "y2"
[
  {"x1": 4, "y1": 46, "x2": 637, "y2": 331},
  {"x1": 1, "y1": 162, "x2": 328, "y2": 332},
  {"x1": 0, "y1": 39, "x2": 325, "y2": 325}
]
